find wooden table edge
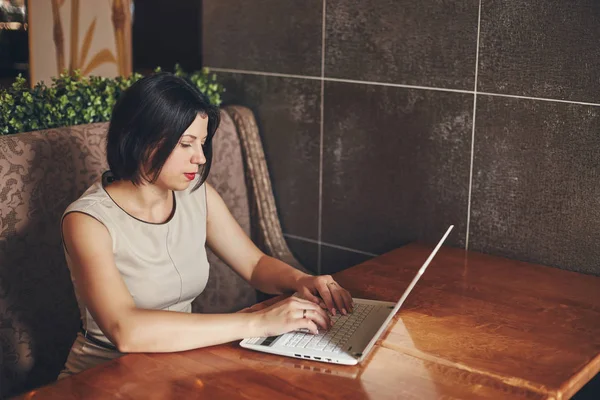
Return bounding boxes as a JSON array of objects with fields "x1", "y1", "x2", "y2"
[{"x1": 559, "y1": 352, "x2": 600, "y2": 400}]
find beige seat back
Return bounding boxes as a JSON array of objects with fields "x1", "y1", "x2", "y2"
[{"x1": 0, "y1": 107, "x2": 295, "y2": 397}]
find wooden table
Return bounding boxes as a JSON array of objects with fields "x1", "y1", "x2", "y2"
[{"x1": 16, "y1": 244, "x2": 600, "y2": 399}]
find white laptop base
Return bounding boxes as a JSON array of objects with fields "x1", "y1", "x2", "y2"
[
  {"x1": 240, "y1": 225, "x2": 454, "y2": 365},
  {"x1": 241, "y1": 298, "x2": 395, "y2": 365}
]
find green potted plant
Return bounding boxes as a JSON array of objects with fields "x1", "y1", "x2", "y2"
[{"x1": 0, "y1": 64, "x2": 224, "y2": 135}]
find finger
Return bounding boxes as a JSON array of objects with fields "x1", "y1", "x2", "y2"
[
  {"x1": 294, "y1": 319, "x2": 319, "y2": 335},
  {"x1": 313, "y1": 305, "x2": 332, "y2": 328},
  {"x1": 295, "y1": 299, "x2": 331, "y2": 326},
  {"x1": 342, "y1": 289, "x2": 354, "y2": 313},
  {"x1": 308, "y1": 291, "x2": 329, "y2": 310},
  {"x1": 302, "y1": 309, "x2": 329, "y2": 331},
  {"x1": 304, "y1": 289, "x2": 327, "y2": 310},
  {"x1": 296, "y1": 305, "x2": 331, "y2": 328},
  {"x1": 316, "y1": 283, "x2": 336, "y2": 316},
  {"x1": 310, "y1": 289, "x2": 328, "y2": 310},
  {"x1": 328, "y1": 284, "x2": 347, "y2": 315},
  {"x1": 331, "y1": 284, "x2": 353, "y2": 313},
  {"x1": 308, "y1": 293, "x2": 328, "y2": 310}
]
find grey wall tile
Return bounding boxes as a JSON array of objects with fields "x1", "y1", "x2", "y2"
[
  {"x1": 325, "y1": 0, "x2": 479, "y2": 89},
  {"x1": 203, "y1": 0, "x2": 322, "y2": 75},
  {"x1": 285, "y1": 237, "x2": 319, "y2": 274},
  {"x1": 470, "y1": 95, "x2": 600, "y2": 275},
  {"x1": 321, "y1": 245, "x2": 374, "y2": 275},
  {"x1": 478, "y1": 0, "x2": 600, "y2": 103},
  {"x1": 218, "y1": 73, "x2": 321, "y2": 239},
  {"x1": 133, "y1": 0, "x2": 202, "y2": 71},
  {"x1": 322, "y1": 81, "x2": 472, "y2": 255}
]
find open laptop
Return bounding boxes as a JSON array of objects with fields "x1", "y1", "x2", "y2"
[{"x1": 240, "y1": 225, "x2": 454, "y2": 365}]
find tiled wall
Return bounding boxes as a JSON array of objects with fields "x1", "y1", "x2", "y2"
[
  {"x1": 203, "y1": 0, "x2": 600, "y2": 277},
  {"x1": 133, "y1": 0, "x2": 202, "y2": 72}
]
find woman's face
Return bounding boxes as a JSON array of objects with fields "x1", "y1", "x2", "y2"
[{"x1": 154, "y1": 113, "x2": 209, "y2": 191}]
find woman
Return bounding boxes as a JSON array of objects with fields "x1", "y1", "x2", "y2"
[{"x1": 58, "y1": 73, "x2": 353, "y2": 377}]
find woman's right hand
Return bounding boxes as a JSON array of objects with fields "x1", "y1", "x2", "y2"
[{"x1": 254, "y1": 296, "x2": 331, "y2": 337}]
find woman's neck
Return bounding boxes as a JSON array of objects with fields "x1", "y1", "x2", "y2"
[{"x1": 105, "y1": 179, "x2": 174, "y2": 224}]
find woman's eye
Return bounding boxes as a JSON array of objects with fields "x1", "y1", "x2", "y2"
[{"x1": 181, "y1": 143, "x2": 192, "y2": 148}]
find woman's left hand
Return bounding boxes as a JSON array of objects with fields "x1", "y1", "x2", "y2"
[{"x1": 294, "y1": 275, "x2": 354, "y2": 316}]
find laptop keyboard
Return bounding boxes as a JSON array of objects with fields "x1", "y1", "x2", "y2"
[{"x1": 281, "y1": 303, "x2": 377, "y2": 353}]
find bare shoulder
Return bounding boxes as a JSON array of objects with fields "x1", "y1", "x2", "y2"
[
  {"x1": 205, "y1": 181, "x2": 216, "y2": 195},
  {"x1": 204, "y1": 182, "x2": 225, "y2": 207},
  {"x1": 62, "y1": 211, "x2": 109, "y2": 236},
  {"x1": 62, "y1": 211, "x2": 111, "y2": 256}
]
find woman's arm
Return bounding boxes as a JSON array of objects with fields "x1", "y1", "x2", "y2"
[
  {"x1": 204, "y1": 183, "x2": 309, "y2": 294},
  {"x1": 205, "y1": 184, "x2": 354, "y2": 314},
  {"x1": 62, "y1": 212, "x2": 328, "y2": 354}
]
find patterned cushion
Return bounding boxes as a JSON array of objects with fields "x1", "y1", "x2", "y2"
[
  {"x1": 196, "y1": 110, "x2": 258, "y2": 313},
  {"x1": 0, "y1": 110, "x2": 259, "y2": 397},
  {"x1": 0, "y1": 123, "x2": 108, "y2": 397}
]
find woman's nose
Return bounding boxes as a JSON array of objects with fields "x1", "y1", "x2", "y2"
[{"x1": 192, "y1": 145, "x2": 206, "y2": 165}]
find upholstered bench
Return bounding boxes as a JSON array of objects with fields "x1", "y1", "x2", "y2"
[{"x1": 0, "y1": 105, "x2": 304, "y2": 397}]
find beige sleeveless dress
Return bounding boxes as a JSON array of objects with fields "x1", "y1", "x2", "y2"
[{"x1": 58, "y1": 171, "x2": 210, "y2": 378}]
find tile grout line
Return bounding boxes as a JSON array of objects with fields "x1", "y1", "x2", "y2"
[
  {"x1": 207, "y1": 67, "x2": 471, "y2": 94},
  {"x1": 466, "y1": 0, "x2": 483, "y2": 251},
  {"x1": 284, "y1": 233, "x2": 379, "y2": 258},
  {"x1": 208, "y1": 67, "x2": 321, "y2": 81},
  {"x1": 207, "y1": 66, "x2": 600, "y2": 108},
  {"x1": 322, "y1": 76, "x2": 472, "y2": 94},
  {"x1": 478, "y1": 91, "x2": 600, "y2": 107},
  {"x1": 317, "y1": 0, "x2": 326, "y2": 275}
]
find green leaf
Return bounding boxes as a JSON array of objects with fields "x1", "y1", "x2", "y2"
[{"x1": 0, "y1": 66, "x2": 225, "y2": 135}]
